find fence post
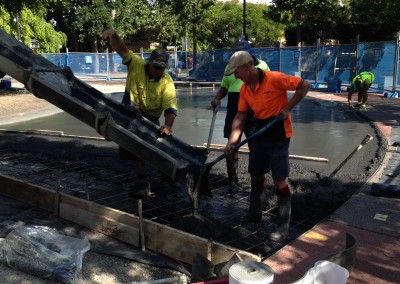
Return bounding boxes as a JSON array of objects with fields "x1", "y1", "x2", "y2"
[
  {"x1": 65, "y1": 48, "x2": 70, "y2": 67},
  {"x1": 392, "y1": 31, "x2": 400, "y2": 92},
  {"x1": 354, "y1": 34, "x2": 359, "y2": 74},
  {"x1": 315, "y1": 38, "x2": 320, "y2": 85},
  {"x1": 297, "y1": 42, "x2": 302, "y2": 76},
  {"x1": 106, "y1": 48, "x2": 111, "y2": 81},
  {"x1": 279, "y1": 41, "x2": 283, "y2": 72}
]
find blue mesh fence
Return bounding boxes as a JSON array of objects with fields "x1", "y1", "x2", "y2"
[{"x1": 40, "y1": 41, "x2": 400, "y2": 93}]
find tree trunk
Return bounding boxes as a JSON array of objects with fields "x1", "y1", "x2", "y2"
[
  {"x1": 192, "y1": 26, "x2": 197, "y2": 70},
  {"x1": 91, "y1": 34, "x2": 98, "y2": 53},
  {"x1": 296, "y1": 20, "x2": 301, "y2": 46},
  {"x1": 69, "y1": 32, "x2": 79, "y2": 52}
]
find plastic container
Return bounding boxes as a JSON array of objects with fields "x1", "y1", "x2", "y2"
[
  {"x1": 0, "y1": 80, "x2": 12, "y2": 89},
  {"x1": 327, "y1": 79, "x2": 341, "y2": 93}
]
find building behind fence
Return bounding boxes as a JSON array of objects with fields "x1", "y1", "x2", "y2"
[{"x1": 42, "y1": 39, "x2": 400, "y2": 93}]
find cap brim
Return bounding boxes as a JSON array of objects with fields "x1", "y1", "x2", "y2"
[
  {"x1": 148, "y1": 60, "x2": 168, "y2": 68},
  {"x1": 224, "y1": 66, "x2": 236, "y2": 76}
]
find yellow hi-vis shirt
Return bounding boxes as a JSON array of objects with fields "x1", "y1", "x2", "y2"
[{"x1": 123, "y1": 50, "x2": 177, "y2": 118}]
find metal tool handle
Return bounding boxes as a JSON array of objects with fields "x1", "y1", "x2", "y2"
[
  {"x1": 213, "y1": 114, "x2": 284, "y2": 165},
  {"x1": 328, "y1": 134, "x2": 373, "y2": 179},
  {"x1": 235, "y1": 114, "x2": 283, "y2": 150},
  {"x1": 206, "y1": 104, "x2": 220, "y2": 149}
]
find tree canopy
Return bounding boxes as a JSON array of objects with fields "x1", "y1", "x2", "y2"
[
  {"x1": 0, "y1": 3, "x2": 67, "y2": 52},
  {"x1": 0, "y1": 0, "x2": 400, "y2": 53},
  {"x1": 202, "y1": 2, "x2": 283, "y2": 49}
]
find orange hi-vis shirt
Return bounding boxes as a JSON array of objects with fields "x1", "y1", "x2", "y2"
[{"x1": 238, "y1": 70, "x2": 304, "y2": 139}]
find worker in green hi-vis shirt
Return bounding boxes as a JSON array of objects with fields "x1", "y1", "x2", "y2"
[
  {"x1": 348, "y1": 71, "x2": 375, "y2": 110},
  {"x1": 210, "y1": 41, "x2": 269, "y2": 197}
]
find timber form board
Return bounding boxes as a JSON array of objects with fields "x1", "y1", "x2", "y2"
[{"x1": 0, "y1": 174, "x2": 260, "y2": 266}]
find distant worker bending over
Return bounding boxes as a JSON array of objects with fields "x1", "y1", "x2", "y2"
[
  {"x1": 211, "y1": 41, "x2": 270, "y2": 195},
  {"x1": 348, "y1": 72, "x2": 375, "y2": 110},
  {"x1": 102, "y1": 29, "x2": 177, "y2": 197}
]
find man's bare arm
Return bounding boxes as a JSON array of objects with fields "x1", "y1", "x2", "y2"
[{"x1": 102, "y1": 29, "x2": 129, "y2": 60}]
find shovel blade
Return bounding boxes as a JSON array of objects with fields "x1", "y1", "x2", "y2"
[{"x1": 194, "y1": 161, "x2": 215, "y2": 198}]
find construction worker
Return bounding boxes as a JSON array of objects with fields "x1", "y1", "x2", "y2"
[
  {"x1": 102, "y1": 29, "x2": 177, "y2": 197},
  {"x1": 348, "y1": 72, "x2": 375, "y2": 110},
  {"x1": 223, "y1": 51, "x2": 310, "y2": 242},
  {"x1": 211, "y1": 41, "x2": 269, "y2": 195}
]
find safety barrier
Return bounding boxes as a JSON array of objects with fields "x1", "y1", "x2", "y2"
[{"x1": 40, "y1": 40, "x2": 400, "y2": 93}]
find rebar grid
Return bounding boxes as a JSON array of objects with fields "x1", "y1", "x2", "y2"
[{"x1": 0, "y1": 149, "x2": 311, "y2": 257}]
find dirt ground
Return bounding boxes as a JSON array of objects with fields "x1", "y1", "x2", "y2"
[{"x1": 0, "y1": 84, "x2": 387, "y2": 283}]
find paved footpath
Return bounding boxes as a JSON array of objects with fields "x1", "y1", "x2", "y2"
[{"x1": 264, "y1": 92, "x2": 400, "y2": 284}]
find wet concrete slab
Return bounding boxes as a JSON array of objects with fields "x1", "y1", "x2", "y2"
[{"x1": 1, "y1": 88, "x2": 382, "y2": 177}]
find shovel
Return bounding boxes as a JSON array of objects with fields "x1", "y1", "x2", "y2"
[
  {"x1": 206, "y1": 104, "x2": 220, "y2": 151},
  {"x1": 194, "y1": 114, "x2": 284, "y2": 201}
]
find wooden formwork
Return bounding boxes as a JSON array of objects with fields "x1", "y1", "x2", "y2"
[{"x1": 0, "y1": 174, "x2": 260, "y2": 266}]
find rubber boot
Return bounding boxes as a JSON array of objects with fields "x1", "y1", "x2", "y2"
[
  {"x1": 237, "y1": 179, "x2": 266, "y2": 225},
  {"x1": 269, "y1": 195, "x2": 291, "y2": 242},
  {"x1": 226, "y1": 159, "x2": 240, "y2": 194}
]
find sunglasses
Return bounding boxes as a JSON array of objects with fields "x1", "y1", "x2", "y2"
[{"x1": 152, "y1": 65, "x2": 166, "y2": 71}]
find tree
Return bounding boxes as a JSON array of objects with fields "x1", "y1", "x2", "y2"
[
  {"x1": 0, "y1": 6, "x2": 12, "y2": 34},
  {"x1": 201, "y1": 1, "x2": 243, "y2": 48},
  {"x1": 112, "y1": 0, "x2": 181, "y2": 48},
  {"x1": 242, "y1": 3, "x2": 284, "y2": 47},
  {"x1": 162, "y1": 0, "x2": 216, "y2": 66},
  {"x1": 111, "y1": 0, "x2": 152, "y2": 45},
  {"x1": 72, "y1": 0, "x2": 113, "y2": 52},
  {"x1": 201, "y1": 2, "x2": 284, "y2": 49},
  {"x1": 0, "y1": 0, "x2": 48, "y2": 16},
  {"x1": 266, "y1": 0, "x2": 341, "y2": 46},
  {"x1": 19, "y1": 8, "x2": 67, "y2": 52},
  {"x1": 0, "y1": 0, "x2": 67, "y2": 52},
  {"x1": 46, "y1": 0, "x2": 113, "y2": 52},
  {"x1": 0, "y1": 4, "x2": 66, "y2": 52},
  {"x1": 351, "y1": 0, "x2": 400, "y2": 41}
]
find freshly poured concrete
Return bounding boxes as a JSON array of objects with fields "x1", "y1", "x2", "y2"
[{"x1": 2, "y1": 88, "x2": 381, "y2": 177}]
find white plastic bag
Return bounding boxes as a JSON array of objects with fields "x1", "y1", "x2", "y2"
[
  {"x1": 292, "y1": 260, "x2": 349, "y2": 284},
  {"x1": 0, "y1": 225, "x2": 90, "y2": 284}
]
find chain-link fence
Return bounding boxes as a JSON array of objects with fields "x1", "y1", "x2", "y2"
[{"x1": 42, "y1": 39, "x2": 400, "y2": 93}]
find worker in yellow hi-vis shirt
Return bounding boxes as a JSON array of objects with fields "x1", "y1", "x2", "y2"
[{"x1": 102, "y1": 29, "x2": 177, "y2": 198}]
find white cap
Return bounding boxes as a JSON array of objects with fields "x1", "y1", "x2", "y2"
[{"x1": 224, "y1": 51, "x2": 253, "y2": 76}]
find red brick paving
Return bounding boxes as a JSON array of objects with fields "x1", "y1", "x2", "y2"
[{"x1": 263, "y1": 90, "x2": 400, "y2": 284}]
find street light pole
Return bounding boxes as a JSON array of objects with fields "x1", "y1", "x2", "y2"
[
  {"x1": 15, "y1": 14, "x2": 21, "y2": 41},
  {"x1": 243, "y1": 0, "x2": 247, "y2": 41}
]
